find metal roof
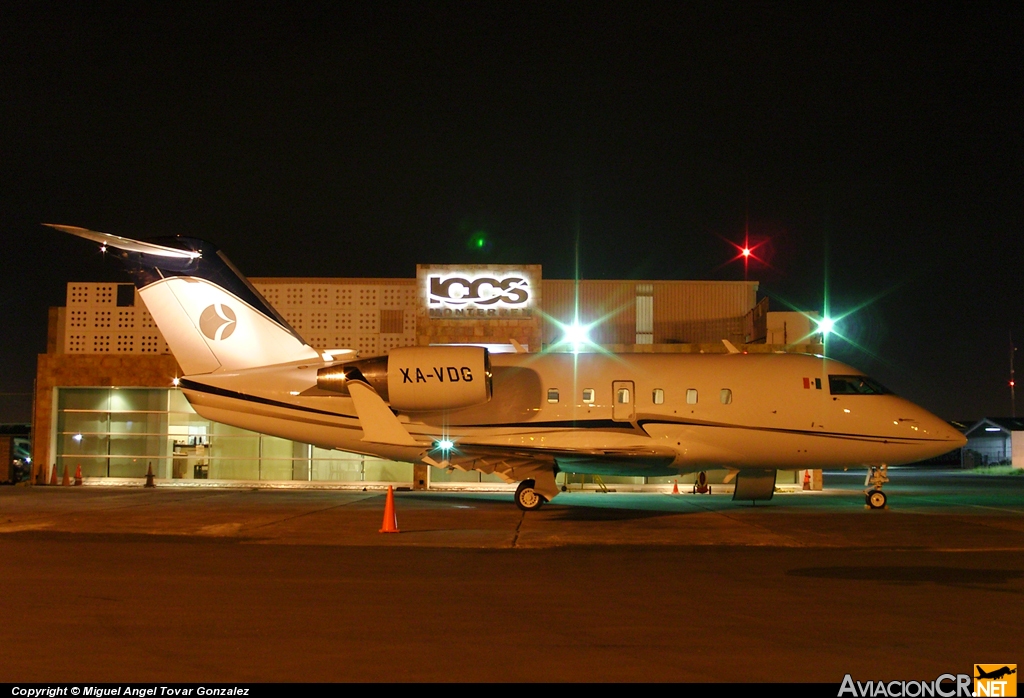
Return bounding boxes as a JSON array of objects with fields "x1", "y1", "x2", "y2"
[{"x1": 965, "y1": 417, "x2": 1024, "y2": 437}]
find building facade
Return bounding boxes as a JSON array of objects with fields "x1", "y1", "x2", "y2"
[{"x1": 34, "y1": 265, "x2": 823, "y2": 489}]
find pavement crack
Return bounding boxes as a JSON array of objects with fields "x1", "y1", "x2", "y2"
[{"x1": 511, "y1": 510, "x2": 525, "y2": 548}]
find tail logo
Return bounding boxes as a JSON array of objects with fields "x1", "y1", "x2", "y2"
[{"x1": 199, "y1": 304, "x2": 237, "y2": 341}]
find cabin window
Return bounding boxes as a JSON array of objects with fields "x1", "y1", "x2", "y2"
[
  {"x1": 686, "y1": 388, "x2": 698, "y2": 404},
  {"x1": 547, "y1": 388, "x2": 560, "y2": 403},
  {"x1": 652, "y1": 388, "x2": 664, "y2": 405},
  {"x1": 582, "y1": 388, "x2": 595, "y2": 403},
  {"x1": 720, "y1": 388, "x2": 733, "y2": 405},
  {"x1": 616, "y1": 387, "x2": 631, "y2": 404}
]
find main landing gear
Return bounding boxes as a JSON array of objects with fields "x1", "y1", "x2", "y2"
[
  {"x1": 515, "y1": 479, "x2": 548, "y2": 511},
  {"x1": 693, "y1": 470, "x2": 711, "y2": 495},
  {"x1": 865, "y1": 464, "x2": 889, "y2": 510}
]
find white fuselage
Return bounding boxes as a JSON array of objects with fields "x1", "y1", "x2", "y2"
[{"x1": 180, "y1": 351, "x2": 965, "y2": 477}]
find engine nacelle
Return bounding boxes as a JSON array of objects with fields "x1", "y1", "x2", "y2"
[{"x1": 317, "y1": 346, "x2": 492, "y2": 412}]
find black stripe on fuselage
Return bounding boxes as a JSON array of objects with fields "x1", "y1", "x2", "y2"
[
  {"x1": 179, "y1": 379, "x2": 945, "y2": 446},
  {"x1": 179, "y1": 379, "x2": 360, "y2": 420},
  {"x1": 635, "y1": 418, "x2": 947, "y2": 445}
]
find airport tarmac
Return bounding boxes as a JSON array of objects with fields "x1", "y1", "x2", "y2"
[{"x1": 1, "y1": 468, "x2": 1022, "y2": 682}]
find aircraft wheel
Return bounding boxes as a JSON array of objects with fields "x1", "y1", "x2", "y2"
[
  {"x1": 867, "y1": 490, "x2": 887, "y2": 509},
  {"x1": 515, "y1": 479, "x2": 546, "y2": 511}
]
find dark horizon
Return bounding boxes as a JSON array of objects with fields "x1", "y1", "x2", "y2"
[{"x1": 2, "y1": 3, "x2": 1021, "y2": 423}]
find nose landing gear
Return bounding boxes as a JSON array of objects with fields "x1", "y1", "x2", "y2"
[{"x1": 865, "y1": 464, "x2": 889, "y2": 509}]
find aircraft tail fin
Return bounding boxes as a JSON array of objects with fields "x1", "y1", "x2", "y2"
[{"x1": 50, "y1": 225, "x2": 320, "y2": 375}]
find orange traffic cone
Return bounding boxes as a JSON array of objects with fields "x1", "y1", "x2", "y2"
[
  {"x1": 49, "y1": 464, "x2": 58, "y2": 486},
  {"x1": 379, "y1": 486, "x2": 400, "y2": 533},
  {"x1": 802, "y1": 469, "x2": 811, "y2": 491},
  {"x1": 74, "y1": 464, "x2": 83, "y2": 486},
  {"x1": 672, "y1": 480, "x2": 679, "y2": 495},
  {"x1": 144, "y1": 463, "x2": 155, "y2": 488},
  {"x1": 61, "y1": 465, "x2": 70, "y2": 486}
]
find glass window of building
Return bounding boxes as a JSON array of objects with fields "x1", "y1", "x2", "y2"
[{"x1": 55, "y1": 387, "x2": 413, "y2": 484}]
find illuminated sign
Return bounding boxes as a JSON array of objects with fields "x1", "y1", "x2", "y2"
[
  {"x1": 428, "y1": 274, "x2": 530, "y2": 307},
  {"x1": 418, "y1": 265, "x2": 540, "y2": 320}
]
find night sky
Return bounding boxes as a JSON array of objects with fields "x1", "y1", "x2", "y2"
[{"x1": 2, "y1": 3, "x2": 1021, "y2": 423}]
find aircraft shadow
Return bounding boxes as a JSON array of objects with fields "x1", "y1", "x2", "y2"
[{"x1": 545, "y1": 505, "x2": 682, "y2": 522}]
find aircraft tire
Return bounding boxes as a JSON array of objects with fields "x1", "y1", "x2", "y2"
[
  {"x1": 515, "y1": 479, "x2": 546, "y2": 511},
  {"x1": 867, "y1": 490, "x2": 887, "y2": 509}
]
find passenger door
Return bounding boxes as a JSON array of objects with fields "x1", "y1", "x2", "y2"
[{"x1": 612, "y1": 380, "x2": 635, "y2": 422}]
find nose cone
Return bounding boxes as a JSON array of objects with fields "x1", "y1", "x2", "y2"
[
  {"x1": 951, "y1": 428, "x2": 968, "y2": 449},
  {"x1": 924, "y1": 411, "x2": 967, "y2": 453}
]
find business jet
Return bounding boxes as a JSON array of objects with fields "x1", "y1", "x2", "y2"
[{"x1": 51, "y1": 225, "x2": 966, "y2": 510}]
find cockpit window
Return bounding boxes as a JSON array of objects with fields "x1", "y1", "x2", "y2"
[{"x1": 828, "y1": 375, "x2": 891, "y2": 395}]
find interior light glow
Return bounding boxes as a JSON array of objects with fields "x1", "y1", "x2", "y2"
[
  {"x1": 73, "y1": 434, "x2": 83, "y2": 442},
  {"x1": 289, "y1": 391, "x2": 300, "y2": 396}
]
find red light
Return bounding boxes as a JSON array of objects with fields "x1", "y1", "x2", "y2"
[
  {"x1": 717, "y1": 223, "x2": 775, "y2": 280},
  {"x1": 1011, "y1": 380, "x2": 1016, "y2": 387}
]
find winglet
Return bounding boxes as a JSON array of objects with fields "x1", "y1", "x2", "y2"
[
  {"x1": 509, "y1": 338, "x2": 527, "y2": 354},
  {"x1": 45, "y1": 224, "x2": 201, "y2": 260},
  {"x1": 346, "y1": 381, "x2": 421, "y2": 446},
  {"x1": 722, "y1": 339, "x2": 741, "y2": 354}
]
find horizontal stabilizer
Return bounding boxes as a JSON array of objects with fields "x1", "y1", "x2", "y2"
[
  {"x1": 50, "y1": 223, "x2": 320, "y2": 374},
  {"x1": 45, "y1": 224, "x2": 201, "y2": 259}
]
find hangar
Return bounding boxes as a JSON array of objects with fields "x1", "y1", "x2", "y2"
[
  {"x1": 32, "y1": 263, "x2": 824, "y2": 490},
  {"x1": 963, "y1": 417, "x2": 1024, "y2": 468}
]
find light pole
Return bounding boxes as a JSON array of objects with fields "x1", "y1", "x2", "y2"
[{"x1": 1011, "y1": 333, "x2": 1017, "y2": 418}]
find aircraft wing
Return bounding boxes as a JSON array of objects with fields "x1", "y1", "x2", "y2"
[
  {"x1": 449, "y1": 440, "x2": 678, "y2": 467},
  {"x1": 425, "y1": 452, "x2": 552, "y2": 483},
  {"x1": 424, "y1": 440, "x2": 677, "y2": 500}
]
